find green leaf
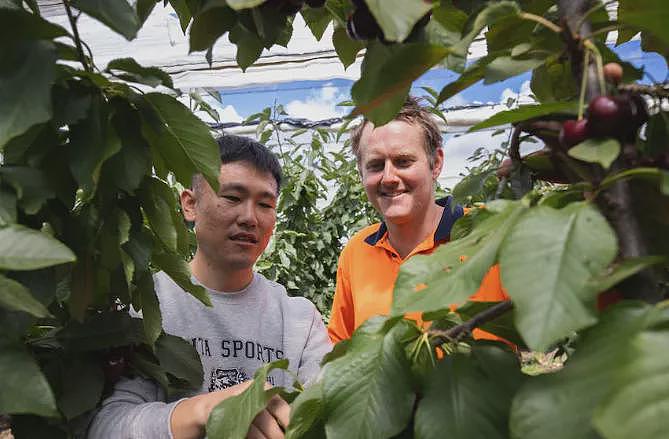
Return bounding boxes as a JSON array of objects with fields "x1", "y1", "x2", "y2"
[
  {"x1": 136, "y1": 0, "x2": 157, "y2": 23},
  {"x1": 568, "y1": 138, "x2": 621, "y2": 169},
  {"x1": 0, "y1": 339, "x2": 58, "y2": 417},
  {"x1": 286, "y1": 382, "x2": 326, "y2": 439},
  {"x1": 151, "y1": 251, "x2": 212, "y2": 307},
  {"x1": 107, "y1": 57, "x2": 174, "y2": 88},
  {"x1": 510, "y1": 303, "x2": 651, "y2": 439},
  {"x1": 588, "y1": 256, "x2": 668, "y2": 293},
  {"x1": 229, "y1": 21, "x2": 265, "y2": 71},
  {"x1": 58, "y1": 312, "x2": 145, "y2": 351},
  {"x1": 499, "y1": 203, "x2": 618, "y2": 351},
  {"x1": 322, "y1": 320, "x2": 416, "y2": 439},
  {"x1": 618, "y1": 0, "x2": 669, "y2": 48},
  {"x1": 438, "y1": 55, "x2": 496, "y2": 104},
  {"x1": 351, "y1": 42, "x2": 449, "y2": 126},
  {"x1": 0, "y1": 274, "x2": 51, "y2": 318},
  {"x1": 0, "y1": 188, "x2": 16, "y2": 225},
  {"x1": 58, "y1": 356, "x2": 104, "y2": 420},
  {"x1": 469, "y1": 101, "x2": 578, "y2": 132},
  {"x1": 593, "y1": 328, "x2": 669, "y2": 439},
  {"x1": 189, "y1": 5, "x2": 237, "y2": 52},
  {"x1": 0, "y1": 40, "x2": 56, "y2": 148},
  {"x1": 169, "y1": 0, "x2": 192, "y2": 32},
  {"x1": 0, "y1": 224, "x2": 76, "y2": 270},
  {"x1": 139, "y1": 177, "x2": 179, "y2": 252},
  {"x1": 415, "y1": 345, "x2": 523, "y2": 439},
  {"x1": 455, "y1": 301, "x2": 525, "y2": 347},
  {"x1": 71, "y1": 0, "x2": 140, "y2": 40},
  {"x1": 453, "y1": 1, "x2": 520, "y2": 57},
  {"x1": 392, "y1": 202, "x2": 525, "y2": 317},
  {"x1": 155, "y1": 333, "x2": 203, "y2": 388},
  {"x1": 207, "y1": 359, "x2": 290, "y2": 439},
  {"x1": 68, "y1": 97, "x2": 123, "y2": 199},
  {"x1": 0, "y1": 166, "x2": 56, "y2": 215},
  {"x1": 663, "y1": 171, "x2": 669, "y2": 195},
  {"x1": 365, "y1": 0, "x2": 432, "y2": 42},
  {"x1": 137, "y1": 274, "x2": 162, "y2": 345},
  {"x1": 484, "y1": 54, "x2": 549, "y2": 84},
  {"x1": 140, "y1": 92, "x2": 221, "y2": 191},
  {"x1": 0, "y1": 8, "x2": 68, "y2": 40},
  {"x1": 451, "y1": 169, "x2": 496, "y2": 205},
  {"x1": 530, "y1": 58, "x2": 579, "y2": 103},
  {"x1": 226, "y1": 0, "x2": 265, "y2": 10},
  {"x1": 301, "y1": 6, "x2": 331, "y2": 41},
  {"x1": 332, "y1": 26, "x2": 363, "y2": 69}
]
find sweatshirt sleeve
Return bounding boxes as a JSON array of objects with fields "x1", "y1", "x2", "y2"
[
  {"x1": 87, "y1": 375, "x2": 184, "y2": 439},
  {"x1": 297, "y1": 307, "x2": 332, "y2": 386}
]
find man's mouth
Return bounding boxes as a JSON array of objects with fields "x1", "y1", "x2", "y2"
[
  {"x1": 379, "y1": 191, "x2": 406, "y2": 198},
  {"x1": 230, "y1": 233, "x2": 258, "y2": 244}
]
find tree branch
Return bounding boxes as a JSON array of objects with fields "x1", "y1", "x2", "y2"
[
  {"x1": 429, "y1": 301, "x2": 513, "y2": 347},
  {"x1": 63, "y1": 0, "x2": 90, "y2": 72},
  {"x1": 558, "y1": 0, "x2": 661, "y2": 303}
]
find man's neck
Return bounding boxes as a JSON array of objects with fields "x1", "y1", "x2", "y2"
[
  {"x1": 387, "y1": 202, "x2": 443, "y2": 259},
  {"x1": 189, "y1": 253, "x2": 254, "y2": 292}
]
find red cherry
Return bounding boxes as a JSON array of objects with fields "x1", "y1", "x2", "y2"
[
  {"x1": 587, "y1": 96, "x2": 626, "y2": 138},
  {"x1": 603, "y1": 63, "x2": 623, "y2": 85},
  {"x1": 597, "y1": 289, "x2": 623, "y2": 311},
  {"x1": 559, "y1": 119, "x2": 589, "y2": 149},
  {"x1": 103, "y1": 354, "x2": 127, "y2": 384}
]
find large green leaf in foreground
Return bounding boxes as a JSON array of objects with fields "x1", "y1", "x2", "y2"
[
  {"x1": 207, "y1": 359, "x2": 289, "y2": 439},
  {"x1": 416, "y1": 345, "x2": 524, "y2": 439},
  {"x1": 140, "y1": 93, "x2": 221, "y2": 191},
  {"x1": 392, "y1": 201, "x2": 525, "y2": 317},
  {"x1": 322, "y1": 319, "x2": 417, "y2": 439},
  {"x1": 500, "y1": 202, "x2": 617, "y2": 351},
  {"x1": 510, "y1": 303, "x2": 650, "y2": 439}
]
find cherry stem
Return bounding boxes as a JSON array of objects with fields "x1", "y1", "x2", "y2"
[
  {"x1": 578, "y1": 48, "x2": 590, "y2": 120},
  {"x1": 584, "y1": 40, "x2": 606, "y2": 95},
  {"x1": 518, "y1": 12, "x2": 563, "y2": 33}
]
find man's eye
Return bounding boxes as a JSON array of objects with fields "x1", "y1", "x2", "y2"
[
  {"x1": 396, "y1": 158, "x2": 412, "y2": 167},
  {"x1": 367, "y1": 162, "x2": 383, "y2": 172},
  {"x1": 259, "y1": 203, "x2": 274, "y2": 209},
  {"x1": 223, "y1": 195, "x2": 240, "y2": 202}
]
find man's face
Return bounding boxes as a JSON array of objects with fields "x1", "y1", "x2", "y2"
[
  {"x1": 357, "y1": 120, "x2": 443, "y2": 226},
  {"x1": 181, "y1": 161, "x2": 278, "y2": 271}
]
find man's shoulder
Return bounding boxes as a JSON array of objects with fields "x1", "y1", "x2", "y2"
[
  {"x1": 254, "y1": 272, "x2": 318, "y2": 317},
  {"x1": 344, "y1": 222, "x2": 383, "y2": 249}
]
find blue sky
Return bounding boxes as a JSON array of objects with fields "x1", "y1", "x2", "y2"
[
  {"x1": 213, "y1": 39, "x2": 667, "y2": 122},
  {"x1": 200, "y1": 39, "x2": 666, "y2": 187}
]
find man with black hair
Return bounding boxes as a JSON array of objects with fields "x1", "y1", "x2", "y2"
[{"x1": 89, "y1": 135, "x2": 331, "y2": 439}]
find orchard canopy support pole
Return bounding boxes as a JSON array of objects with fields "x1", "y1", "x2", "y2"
[{"x1": 558, "y1": 0, "x2": 661, "y2": 303}]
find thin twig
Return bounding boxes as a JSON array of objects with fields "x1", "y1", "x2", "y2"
[
  {"x1": 429, "y1": 301, "x2": 514, "y2": 347},
  {"x1": 63, "y1": 0, "x2": 90, "y2": 72},
  {"x1": 519, "y1": 12, "x2": 563, "y2": 33}
]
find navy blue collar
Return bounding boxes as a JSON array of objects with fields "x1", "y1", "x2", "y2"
[{"x1": 364, "y1": 196, "x2": 464, "y2": 246}]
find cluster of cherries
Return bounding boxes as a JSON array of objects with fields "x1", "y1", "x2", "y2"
[
  {"x1": 346, "y1": 0, "x2": 430, "y2": 41},
  {"x1": 559, "y1": 63, "x2": 648, "y2": 150},
  {"x1": 264, "y1": 0, "x2": 326, "y2": 15}
]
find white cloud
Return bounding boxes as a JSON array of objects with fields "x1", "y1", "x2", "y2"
[
  {"x1": 285, "y1": 84, "x2": 348, "y2": 120},
  {"x1": 499, "y1": 80, "x2": 534, "y2": 106},
  {"x1": 219, "y1": 104, "x2": 243, "y2": 123},
  {"x1": 439, "y1": 130, "x2": 509, "y2": 187},
  {"x1": 443, "y1": 94, "x2": 469, "y2": 108}
]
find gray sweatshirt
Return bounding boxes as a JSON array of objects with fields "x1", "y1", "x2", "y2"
[{"x1": 87, "y1": 271, "x2": 331, "y2": 438}]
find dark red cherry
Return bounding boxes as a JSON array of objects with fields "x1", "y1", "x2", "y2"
[
  {"x1": 587, "y1": 96, "x2": 626, "y2": 138},
  {"x1": 559, "y1": 119, "x2": 589, "y2": 149},
  {"x1": 346, "y1": 8, "x2": 381, "y2": 40}
]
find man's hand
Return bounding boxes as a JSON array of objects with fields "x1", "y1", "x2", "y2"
[
  {"x1": 247, "y1": 394, "x2": 290, "y2": 438},
  {"x1": 170, "y1": 381, "x2": 290, "y2": 439}
]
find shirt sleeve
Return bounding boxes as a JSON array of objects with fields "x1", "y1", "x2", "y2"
[
  {"x1": 297, "y1": 307, "x2": 333, "y2": 385},
  {"x1": 87, "y1": 376, "x2": 183, "y2": 439},
  {"x1": 327, "y1": 248, "x2": 356, "y2": 344}
]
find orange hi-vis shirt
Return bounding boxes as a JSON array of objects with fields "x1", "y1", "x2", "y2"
[{"x1": 328, "y1": 197, "x2": 509, "y2": 343}]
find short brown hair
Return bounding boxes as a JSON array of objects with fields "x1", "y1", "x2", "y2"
[{"x1": 350, "y1": 96, "x2": 443, "y2": 168}]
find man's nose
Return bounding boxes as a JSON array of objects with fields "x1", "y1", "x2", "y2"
[
  {"x1": 381, "y1": 162, "x2": 400, "y2": 185},
  {"x1": 237, "y1": 201, "x2": 258, "y2": 227}
]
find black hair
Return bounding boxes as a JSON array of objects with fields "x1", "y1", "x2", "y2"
[{"x1": 200, "y1": 134, "x2": 283, "y2": 192}]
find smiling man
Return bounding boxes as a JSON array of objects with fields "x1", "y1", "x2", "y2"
[
  {"x1": 89, "y1": 135, "x2": 331, "y2": 439},
  {"x1": 328, "y1": 97, "x2": 509, "y2": 342}
]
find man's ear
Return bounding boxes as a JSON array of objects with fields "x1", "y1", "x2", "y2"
[
  {"x1": 432, "y1": 148, "x2": 444, "y2": 180},
  {"x1": 180, "y1": 188, "x2": 197, "y2": 222}
]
